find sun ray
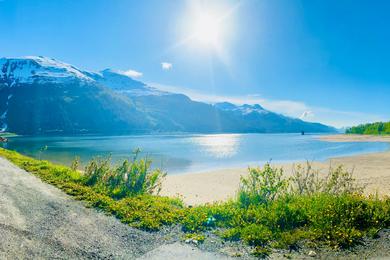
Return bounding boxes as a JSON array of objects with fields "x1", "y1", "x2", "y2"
[{"x1": 164, "y1": 1, "x2": 242, "y2": 67}]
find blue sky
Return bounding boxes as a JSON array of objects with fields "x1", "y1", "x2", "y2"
[{"x1": 1, "y1": 0, "x2": 389, "y2": 127}]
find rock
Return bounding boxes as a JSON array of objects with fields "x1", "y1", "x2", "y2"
[
  {"x1": 184, "y1": 238, "x2": 198, "y2": 246},
  {"x1": 220, "y1": 246, "x2": 242, "y2": 257},
  {"x1": 308, "y1": 250, "x2": 317, "y2": 257}
]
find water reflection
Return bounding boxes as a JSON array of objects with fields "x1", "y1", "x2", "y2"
[{"x1": 189, "y1": 134, "x2": 241, "y2": 158}]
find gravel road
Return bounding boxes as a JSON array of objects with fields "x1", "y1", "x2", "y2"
[{"x1": 0, "y1": 157, "x2": 230, "y2": 259}]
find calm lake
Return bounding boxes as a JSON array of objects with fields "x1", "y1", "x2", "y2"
[{"x1": 2, "y1": 134, "x2": 389, "y2": 174}]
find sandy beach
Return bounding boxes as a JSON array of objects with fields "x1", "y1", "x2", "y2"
[
  {"x1": 162, "y1": 134, "x2": 390, "y2": 205},
  {"x1": 319, "y1": 134, "x2": 390, "y2": 142}
]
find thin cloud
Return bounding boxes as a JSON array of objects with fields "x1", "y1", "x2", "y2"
[
  {"x1": 161, "y1": 62, "x2": 173, "y2": 70},
  {"x1": 121, "y1": 69, "x2": 143, "y2": 78}
]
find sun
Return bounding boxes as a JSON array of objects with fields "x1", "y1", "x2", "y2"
[
  {"x1": 172, "y1": 1, "x2": 240, "y2": 66},
  {"x1": 191, "y1": 12, "x2": 222, "y2": 47},
  {"x1": 176, "y1": 2, "x2": 237, "y2": 52}
]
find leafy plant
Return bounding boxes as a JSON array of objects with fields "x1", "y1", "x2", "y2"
[
  {"x1": 183, "y1": 233, "x2": 206, "y2": 243},
  {"x1": 238, "y1": 163, "x2": 288, "y2": 207},
  {"x1": 290, "y1": 162, "x2": 323, "y2": 195},
  {"x1": 290, "y1": 163, "x2": 364, "y2": 195},
  {"x1": 241, "y1": 224, "x2": 272, "y2": 246},
  {"x1": 83, "y1": 149, "x2": 166, "y2": 198},
  {"x1": 70, "y1": 156, "x2": 80, "y2": 171},
  {"x1": 323, "y1": 165, "x2": 364, "y2": 195}
]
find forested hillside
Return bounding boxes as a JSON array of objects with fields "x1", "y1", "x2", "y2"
[{"x1": 346, "y1": 122, "x2": 390, "y2": 135}]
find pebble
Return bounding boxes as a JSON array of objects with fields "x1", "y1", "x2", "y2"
[
  {"x1": 184, "y1": 238, "x2": 199, "y2": 246},
  {"x1": 220, "y1": 246, "x2": 242, "y2": 257}
]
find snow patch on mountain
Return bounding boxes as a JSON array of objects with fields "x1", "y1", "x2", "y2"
[
  {"x1": 0, "y1": 56, "x2": 170, "y2": 97},
  {"x1": 215, "y1": 102, "x2": 269, "y2": 115},
  {"x1": 0, "y1": 56, "x2": 94, "y2": 86},
  {"x1": 93, "y1": 69, "x2": 169, "y2": 96}
]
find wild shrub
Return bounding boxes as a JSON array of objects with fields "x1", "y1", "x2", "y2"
[
  {"x1": 290, "y1": 163, "x2": 364, "y2": 195},
  {"x1": 272, "y1": 229, "x2": 312, "y2": 249},
  {"x1": 304, "y1": 194, "x2": 364, "y2": 247},
  {"x1": 181, "y1": 202, "x2": 238, "y2": 232},
  {"x1": 230, "y1": 162, "x2": 388, "y2": 249},
  {"x1": 238, "y1": 163, "x2": 288, "y2": 207},
  {"x1": 324, "y1": 165, "x2": 364, "y2": 195},
  {"x1": 221, "y1": 227, "x2": 241, "y2": 241},
  {"x1": 83, "y1": 156, "x2": 111, "y2": 186},
  {"x1": 290, "y1": 162, "x2": 323, "y2": 195},
  {"x1": 112, "y1": 195, "x2": 184, "y2": 230},
  {"x1": 70, "y1": 156, "x2": 80, "y2": 171},
  {"x1": 83, "y1": 150, "x2": 166, "y2": 198},
  {"x1": 240, "y1": 224, "x2": 272, "y2": 246},
  {"x1": 266, "y1": 195, "x2": 308, "y2": 231}
]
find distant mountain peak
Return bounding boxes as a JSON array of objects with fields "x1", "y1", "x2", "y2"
[
  {"x1": 0, "y1": 56, "x2": 90, "y2": 84},
  {"x1": 0, "y1": 56, "x2": 93, "y2": 86},
  {"x1": 100, "y1": 68, "x2": 143, "y2": 79},
  {"x1": 98, "y1": 68, "x2": 146, "y2": 87},
  {"x1": 214, "y1": 102, "x2": 268, "y2": 115},
  {"x1": 93, "y1": 68, "x2": 168, "y2": 97},
  {"x1": 214, "y1": 102, "x2": 237, "y2": 110}
]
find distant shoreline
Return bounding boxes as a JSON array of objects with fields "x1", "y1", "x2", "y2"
[{"x1": 318, "y1": 134, "x2": 390, "y2": 142}]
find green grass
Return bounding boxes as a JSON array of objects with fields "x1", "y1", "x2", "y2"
[{"x1": 1, "y1": 147, "x2": 389, "y2": 255}]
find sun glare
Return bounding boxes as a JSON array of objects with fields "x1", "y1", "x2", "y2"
[
  {"x1": 192, "y1": 12, "x2": 222, "y2": 46},
  {"x1": 170, "y1": 2, "x2": 240, "y2": 69},
  {"x1": 176, "y1": 2, "x2": 238, "y2": 53}
]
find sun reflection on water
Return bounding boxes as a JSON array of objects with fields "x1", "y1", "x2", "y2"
[{"x1": 190, "y1": 134, "x2": 241, "y2": 158}]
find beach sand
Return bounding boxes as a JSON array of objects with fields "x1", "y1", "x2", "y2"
[
  {"x1": 161, "y1": 134, "x2": 390, "y2": 205},
  {"x1": 319, "y1": 134, "x2": 390, "y2": 142}
]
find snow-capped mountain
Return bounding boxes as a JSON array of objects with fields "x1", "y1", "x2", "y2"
[
  {"x1": 0, "y1": 56, "x2": 336, "y2": 135},
  {"x1": 0, "y1": 56, "x2": 155, "y2": 134},
  {"x1": 0, "y1": 56, "x2": 168, "y2": 97},
  {"x1": 215, "y1": 102, "x2": 269, "y2": 115},
  {"x1": 90, "y1": 68, "x2": 168, "y2": 96},
  {"x1": 0, "y1": 56, "x2": 93, "y2": 86}
]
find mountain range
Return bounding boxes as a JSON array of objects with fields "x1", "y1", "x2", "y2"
[{"x1": 0, "y1": 56, "x2": 335, "y2": 135}]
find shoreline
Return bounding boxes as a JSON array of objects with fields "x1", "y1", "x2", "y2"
[
  {"x1": 319, "y1": 134, "x2": 390, "y2": 142},
  {"x1": 162, "y1": 134, "x2": 390, "y2": 205}
]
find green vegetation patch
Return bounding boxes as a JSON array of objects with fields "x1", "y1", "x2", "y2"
[
  {"x1": 346, "y1": 121, "x2": 390, "y2": 135},
  {"x1": 1, "y1": 148, "x2": 390, "y2": 255},
  {"x1": 0, "y1": 148, "x2": 183, "y2": 231}
]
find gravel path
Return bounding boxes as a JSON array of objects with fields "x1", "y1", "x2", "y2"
[{"x1": 0, "y1": 157, "x2": 229, "y2": 259}]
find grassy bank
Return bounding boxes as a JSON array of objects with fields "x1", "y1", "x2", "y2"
[{"x1": 1, "y1": 148, "x2": 389, "y2": 256}]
